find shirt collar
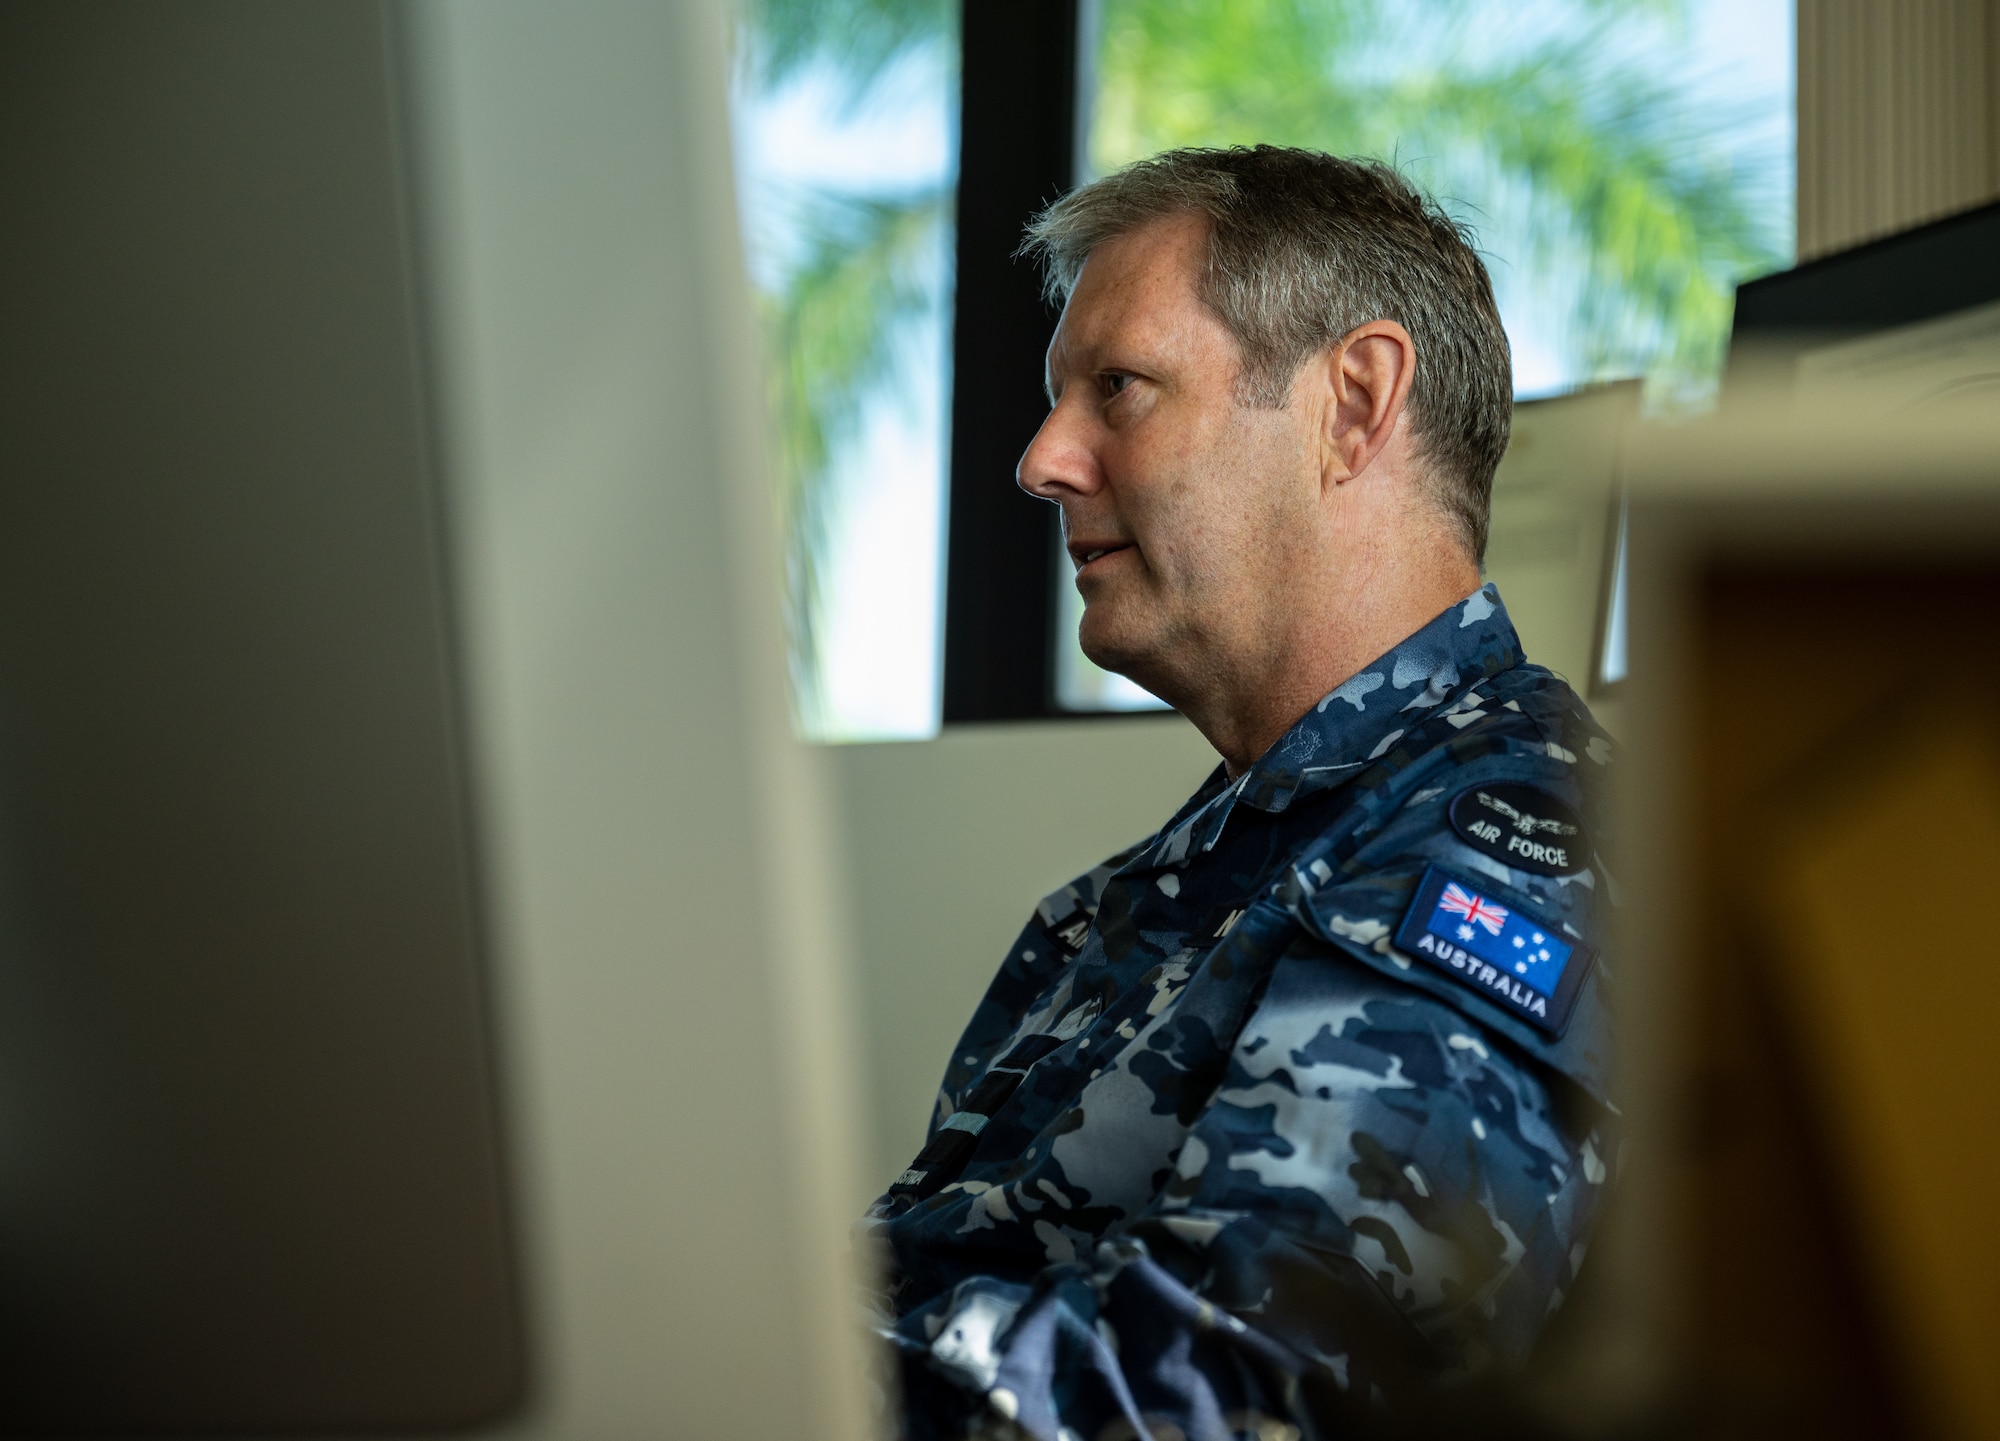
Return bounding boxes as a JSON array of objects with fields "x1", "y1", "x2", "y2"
[{"x1": 1239, "y1": 583, "x2": 1522, "y2": 813}]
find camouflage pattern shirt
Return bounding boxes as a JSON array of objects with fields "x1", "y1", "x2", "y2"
[{"x1": 864, "y1": 586, "x2": 1618, "y2": 1441}]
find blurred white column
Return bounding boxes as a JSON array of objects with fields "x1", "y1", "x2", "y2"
[{"x1": 399, "y1": 2, "x2": 875, "y2": 1436}]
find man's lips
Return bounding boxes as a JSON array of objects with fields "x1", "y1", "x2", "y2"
[{"x1": 1069, "y1": 541, "x2": 1132, "y2": 574}]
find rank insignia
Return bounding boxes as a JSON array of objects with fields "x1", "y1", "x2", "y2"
[
  {"x1": 1393, "y1": 865, "x2": 1593, "y2": 1034},
  {"x1": 1448, "y1": 781, "x2": 1587, "y2": 876}
]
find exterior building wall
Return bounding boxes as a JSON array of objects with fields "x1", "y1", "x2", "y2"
[{"x1": 1798, "y1": 0, "x2": 2000, "y2": 258}]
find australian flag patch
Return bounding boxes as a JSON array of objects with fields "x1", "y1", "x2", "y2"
[{"x1": 1393, "y1": 864, "x2": 1593, "y2": 1035}]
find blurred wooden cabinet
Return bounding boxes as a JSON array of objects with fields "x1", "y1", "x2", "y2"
[{"x1": 1604, "y1": 411, "x2": 2000, "y2": 1441}]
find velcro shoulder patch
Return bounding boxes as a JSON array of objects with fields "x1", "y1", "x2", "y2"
[
  {"x1": 1394, "y1": 864, "x2": 1594, "y2": 1035},
  {"x1": 1448, "y1": 781, "x2": 1587, "y2": 876}
]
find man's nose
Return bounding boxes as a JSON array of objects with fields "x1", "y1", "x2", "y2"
[{"x1": 1016, "y1": 398, "x2": 1102, "y2": 501}]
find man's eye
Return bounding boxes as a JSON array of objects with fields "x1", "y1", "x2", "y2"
[{"x1": 1102, "y1": 372, "x2": 1133, "y2": 398}]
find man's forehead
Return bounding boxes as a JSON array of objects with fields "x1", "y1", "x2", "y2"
[{"x1": 1046, "y1": 213, "x2": 1210, "y2": 376}]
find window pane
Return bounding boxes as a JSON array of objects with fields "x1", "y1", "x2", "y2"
[
  {"x1": 1054, "y1": 548, "x2": 1173, "y2": 712},
  {"x1": 1059, "y1": 0, "x2": 1793, "y2": 712},
  {"x1": 1600, "y1": 496, "x2": 1629, "y2": 689},
  {"x1": 731, "y1": 2, "x2": 959, "y2": 741}
]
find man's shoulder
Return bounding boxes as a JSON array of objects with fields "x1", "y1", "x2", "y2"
[
  {"x1": 1312, "y1": 660, "x2": 1611, "y2": 824},
  {"x1": 1279, "y1": 659, "x2": 1619, "y2": 1103},
  {"x1": 1441, "y1": 660, "x2": 1613, "y2": 760},
  {"x1": 1489, "y1": 659, "x2": 1615, "y2": 744}
]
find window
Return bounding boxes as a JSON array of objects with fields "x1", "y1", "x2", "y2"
[
  {"x1": 732, "y1": 0, "x2": 958, "y2": 741},
  {"x1": 738, "y1": 0, "x2": 1794, "y2": 730}
]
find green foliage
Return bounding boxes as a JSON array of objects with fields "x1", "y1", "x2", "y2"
[
  {"x1": 757, "y1": 185, "x2": 949, "y2": 721},
  {"x1": 735, "y1": 2, "x2": 955, "y2": 725},
  {"x1": 742, "y1": 0, "x2": 953, "y2": 97},
  {"x1": 1090, "y1": 0, "x2": 1789, "y2": 391}
]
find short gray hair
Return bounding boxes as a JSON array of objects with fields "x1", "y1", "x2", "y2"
[{"x1": 1022, "y1": 146, "x2": 1512, "y2": 561}]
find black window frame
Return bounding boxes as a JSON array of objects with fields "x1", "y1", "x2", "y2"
[{"x1": 942, "y1": 0, "x2": 1176, "y2": 724}]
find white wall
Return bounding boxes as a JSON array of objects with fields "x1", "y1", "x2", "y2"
[{"x1": 826, "y1": 717, "x2": 1219, "y2": 1189}]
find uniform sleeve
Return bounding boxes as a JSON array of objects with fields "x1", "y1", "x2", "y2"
[{"x1": 883, "y1": 920, "x2": 1611, "y2": 1441}]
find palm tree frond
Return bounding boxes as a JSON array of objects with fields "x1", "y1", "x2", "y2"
[
  {"x1": 742, "y1": 0, "x2": 955, "y2": 102},
  {"x1": 757, "y1": 186, "x2": 951, "y2": 721}
]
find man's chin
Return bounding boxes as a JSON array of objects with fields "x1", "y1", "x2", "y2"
[{"x1": 1077, "y1": 615, "x2": 1174, "y2": 700}]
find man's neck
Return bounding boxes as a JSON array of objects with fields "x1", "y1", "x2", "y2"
[{"x1": 1194, "y1": 554, "x2": 1484, "y2": 777}]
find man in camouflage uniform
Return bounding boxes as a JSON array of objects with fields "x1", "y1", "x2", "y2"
[{"x1": 864, "y1": 147, "x2": 1616, "y2": 1441}]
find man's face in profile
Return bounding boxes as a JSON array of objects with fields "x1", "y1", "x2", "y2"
[{"x1": 1018, "y1": 215, "x2": 1328, "y2": 705}]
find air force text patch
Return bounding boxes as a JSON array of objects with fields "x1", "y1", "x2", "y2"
[
  {"x1": 1394, "y1": 865, "x2": 1593, "y2": 1035},
  {"x1": 1042, "y1": 908, "x2": 1093, "y2": 958},
  {"x1": 1448, "y1": 782, "x2": 1587, "y2": 876}
]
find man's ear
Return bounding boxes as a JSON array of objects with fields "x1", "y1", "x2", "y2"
[{"x1": 1320, "y1": 320, "x2": 1416, "y2": 486}]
